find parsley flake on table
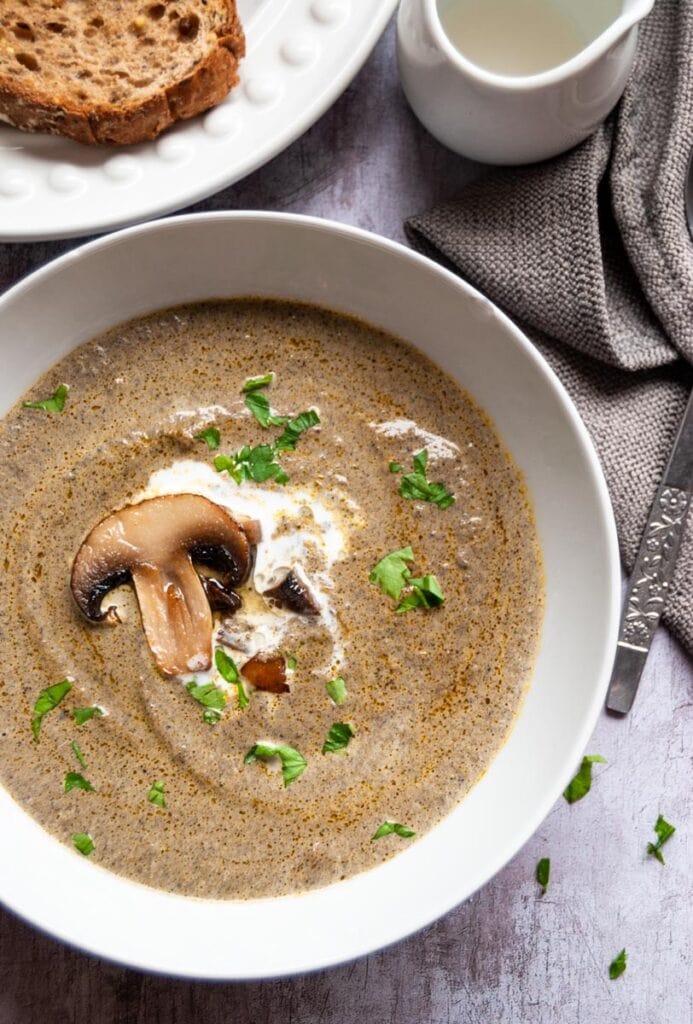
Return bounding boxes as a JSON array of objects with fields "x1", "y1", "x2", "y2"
[
  {"x1": 398, "y1": 449, "x2": 455, "y2": 509},
  {"x1": 244, "y1": 389, "x2": 288, "y2": 429},
  {"x1": 563, "y1": 754, "x2": 607, "y2": 804},
  {"x1": 322, "y1": 722, "x2": 354, "y2": 754},
  {"x1": 609, "y1": 949, "x2": 627, "y2": 980},
  {"x1": 536, "y1": 857, "x2": 550, "y2": 895},
  {"x1": 31, "y1": 679, "x2": 72, "y2": 741},
  {"x1": 72, "y1": 832, "x2": 94, "y2": 857},
  {"x1": 71, "y1": 740, "x2": 87, "y2": 770},
  {"x1": 647, "y1": 814, "x2": 676, "y2": 865},
  {"x1": 64, "y1": 771, "x2": 95, "y2": 793},
  {"x1": 186, "y1": 680, "x2": 226, "y2": 724},
  {"x1": 195, "y1": 426, "x2": 221, "y2": 450},
  {"x1": 242, "y1": 373, "x2": 274, "y2": 393},
  {"x1": 244, "y1": 742, "x2": 307, "y2": 786},
  {"x1": 326, "y1": 676, "x2": 347, "y2": 705},
  {"x1": 215, "y1": 445, "x2": 289, "y2": 486},
  {"x1": 147, "y1": 781, "x2": 167, "y2": 809},
  {"x1": 372, "y1": 821, "x2": 416, "y2": 840},
  {"x1": 274, "y1": 410, "x2": 320, "y2": 451},
  {"x1": 23, "y1": 383, "x2": 69, "y2": 414},
  {"x1": 214, "y1": 648, "x2": 249, "y2": 709},
  {"x1": 369, "y1": 548, "x2": 445, "y2": 612},
  {"x1": 72, "y1": 706, "x2": 104, "y2": 727}
]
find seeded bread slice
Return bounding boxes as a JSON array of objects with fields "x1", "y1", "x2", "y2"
[{"x1": 0, "y1": 1, "x2": 245, "y2": 145}]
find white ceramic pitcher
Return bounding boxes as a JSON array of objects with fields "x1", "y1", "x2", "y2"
[{"x1": 397, "y1": 0, "x2": 655, "y2": 164}]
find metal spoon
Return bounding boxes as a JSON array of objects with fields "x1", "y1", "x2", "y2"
[{"x1": 605, "y1": 161, "x2": 693, "y2": 714}]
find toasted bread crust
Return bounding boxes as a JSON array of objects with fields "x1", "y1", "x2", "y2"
[{"x1": 0, "y1": 7, "x2": 244, "y2": 145}]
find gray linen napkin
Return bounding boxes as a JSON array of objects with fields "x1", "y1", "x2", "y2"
[{"x1": 406, "y1": 0, "x2": 693, "y2": 657}]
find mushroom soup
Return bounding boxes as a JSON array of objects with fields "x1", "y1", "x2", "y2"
[{"x1": 0, "y1": 300, "x2": 543, "y2": 898}]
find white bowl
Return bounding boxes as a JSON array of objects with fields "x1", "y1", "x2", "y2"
[{"x1": 0, "y1": 213, "x2": 620, "y2": 979}]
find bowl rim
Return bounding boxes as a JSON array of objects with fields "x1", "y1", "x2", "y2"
[{"x1": 0, "y1": 212, "x2": 621, "y2": 979}]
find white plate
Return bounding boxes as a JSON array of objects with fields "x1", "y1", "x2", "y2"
[
  {"x1": 0, "y1": 1, "x2": 396, "y2": 242},
  {"x1": 0, "y1": 213, "x2": 620, "y2": 979}
]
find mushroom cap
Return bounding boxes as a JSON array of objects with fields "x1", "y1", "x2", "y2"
[{"x1": 71, "y1": 493, "x2": 257, "y2": 676}]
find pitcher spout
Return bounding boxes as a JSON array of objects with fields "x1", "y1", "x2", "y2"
[{"x1": 611, "y1": 0, "x2": 656, "y2": 41}]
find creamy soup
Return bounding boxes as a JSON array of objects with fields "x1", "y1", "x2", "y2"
[{"x1": 0, "y1": 300, "x2": 543, "y2": 899}]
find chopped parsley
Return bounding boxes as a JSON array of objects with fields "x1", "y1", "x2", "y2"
[
  {"x1": 215, "y1": 375, "x2": 319, "y2": 483},
  {"x1": 322, "y1": 722, "x2": 354, "y2": 754},
  {"x1": 71, "y1": 740, "x2": 87, "y2": 770},
  {"x1": 242, "y1": 373, "x2": 274, "y2": 393},
  {"x1": 563, "y1": 754, "x2": 607, "y2": 804},
  {"x1": 23, "y1": 383, "x2": 69, "y2": 414},
  {"x1": 214, "y1": 648, "x2": 249, "y2": 710},
  {"x1": 395, "y1": 574, "x2": 445, "y2": 614},
  {"x1": 244, "y1": 742, "x2": 307, "y2": 787},
  {"x1": 147, "y1": 781, "x2": 167, "y2": 809},
  {"x1": 31, "y1": 679, "x2": 72, "y2": 741},
  {"x1": 369, "y1": 546, "x2": 415, "y2": 601},
  {"x1": 72, "y1": 706, "x2": 103, "y2": 727},
  {"x1": 389, "y1": 461, "x2": 402, "y2": 473},
  {"x1": 609, "y1": 949, "x2": 627, "y2": 980},
  {"x1": 64, "y1": 771, "x2": 95, "y2": 793},
  {"x1": 369, "y1": 547, "x2": 445, "y2": 612},
  {"x1": 286, "y1": 655, "x2": 298, "y2": 672},
  {"x1": 398, "y1": 449, "x2": 455, "y2": 509},
  {"x1": 245, "y1": 389, "x2": 288, "y2": 429},
  {"x1": 536, "y1": 857, "x2": 550, "y2": 895},
  {"x1": 72, "y1": 832, "x2": 94, "y2": 856},
  {"x1": 647, "y1": 814, "x2": 676, "y2": 865},
  {"x1": 215, "y1": 648, "x2": 239, "y2": 683},
  {"x1": 274, "y1": 410, "x2": 320, "y2": 452},
  {"x1": 195, "y1": 426, "x2": 220, "y2": 450},
  {"x1": 215, "y1": 445, "x2": 289, "y2": 486},
  {"x1": 326, "y1": 676, "x2": 347, "y2": 705},
  {"x1": 186, "y1": 680, "x2": 226, "y2": 724},
  {"x1": 372, "y1": 821, "x2": 416, "y2": 840}
]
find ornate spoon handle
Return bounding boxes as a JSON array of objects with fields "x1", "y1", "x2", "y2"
[{"x1": 606, "y1": 387, "x2": 693, "y2": 714}]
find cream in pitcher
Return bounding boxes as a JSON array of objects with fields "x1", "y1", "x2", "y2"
[
  {"x1": 397, "y1": 0, "x2": 654, "y2": 164},
  {"x1": 437, "y1": 0, "x2": 623, "y2": 77}
]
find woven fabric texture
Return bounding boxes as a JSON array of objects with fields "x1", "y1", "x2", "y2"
[{"x1": 406, "y1": 0, "x2": 693, "y2": 655}]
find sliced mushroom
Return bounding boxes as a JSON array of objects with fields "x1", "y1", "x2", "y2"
[
  {"x1": 241, "y1": 653, "x2": 289, "y2": 694},
  {"x1": 264, "y1": 570, "x2": 320, "y2": 616},
  {"x1": 71, "y1": 494, "x2": 259, "y2": 677},
  {"x1": 201, "y1": 577, "x2": 242, "y2": 614},
  {"x1": 235, "y1": 515, "x2": 262, "y2": 547}
]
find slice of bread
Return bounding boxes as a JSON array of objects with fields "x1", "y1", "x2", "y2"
[{"x1": 0, "y1": 1, "x2": 245, "y2": 145}]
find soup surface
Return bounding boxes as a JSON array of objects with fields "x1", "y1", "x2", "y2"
[{"x1": 0, "y1": 300, "x2": 543, "y2": 899}]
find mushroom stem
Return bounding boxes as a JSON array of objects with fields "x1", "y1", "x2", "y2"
[{"x1": 132, "y1": 559, "x2": 213, "y2": 677}]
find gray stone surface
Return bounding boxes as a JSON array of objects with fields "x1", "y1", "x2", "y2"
[{"x1": 0, "y1": 20, "x2": 691, "y2": 1024}]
